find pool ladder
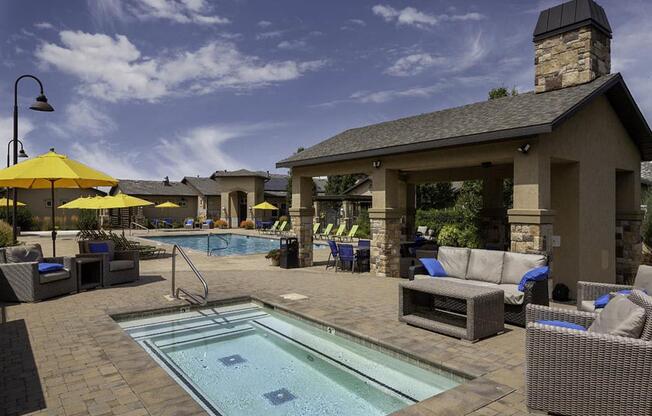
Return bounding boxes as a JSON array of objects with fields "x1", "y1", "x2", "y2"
[
  {"x1": 207, "y1": 233, "x2": 230, "y2": 256},
  {"x1": 171, "y1": 244, "x2": 208, "y2": 305}
]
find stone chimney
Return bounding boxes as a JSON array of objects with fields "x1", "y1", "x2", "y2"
[{"x1": 533, "y1": 0, "x2": 612, "y2": 93}]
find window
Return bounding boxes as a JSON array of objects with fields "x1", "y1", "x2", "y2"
[
  {"x1": 45, "y1": 200, "x2": 52, "y2": 208},
  {"x1": 179, "y1": 200, "x2": 187, "y2": 207}
]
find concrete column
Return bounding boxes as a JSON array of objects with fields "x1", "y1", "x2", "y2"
[
  {"x1": 508, "y1": 151, "x2": 554, "y2": 256},
  {"x1": 246, "y1": 192, "x2": 257, "y2": 222},
  {"x1": 220, "y1": 192, "x2": 230, "y2": 227},
  {"x1": 405, "y1": 183, "x2": 416, "y2": 241},
  {"x1": 289, "y1": 175, "x2": 314, "y2": 267},
  {"x1": 229, "y1": 192, "x2": 239, "y2": 227},
  {"x1": 197, "y1": 196, "x2": 208, "y2": 219},
  {"x1": 342, "y1": 200, "x2": 352, "y2": 228},
  {"x1": 313, "y1": 200, "x2": 321, "y2": 224},
  {"x1": 369, "y1": 168, "x2": 402, "y2": 277}
]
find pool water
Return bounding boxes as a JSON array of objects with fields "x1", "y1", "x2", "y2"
[
  {"x1": 119, "y1": 303, "x2": 461, "y2": 416},
  {"x1": 145, "y1": 233, "x2": 322, "y2": 256}
]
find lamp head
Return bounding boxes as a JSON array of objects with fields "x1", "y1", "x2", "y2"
[
  {"x1": 517, "y1": 143, "x2": 531, "y2": 154},
  {"x1": 29, "y1": 94, "x2": 54, "y2": 112},
  {"x1": 18, "y1": 148, "x2": 28, "y2": 158}
]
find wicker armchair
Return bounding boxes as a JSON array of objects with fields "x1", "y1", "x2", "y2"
[
  {"x1": 577, "y1": 265, "x2": 652, "y2": 311},
  {"x1": 525, "y1": 304, "x2": 652, "y2": 415},
  {"x1": 78, "y1": 240, "x2": 139, "y2": 287},
  {"x1": 0, "y1": 244, "x2": 77, "y2": 302}
]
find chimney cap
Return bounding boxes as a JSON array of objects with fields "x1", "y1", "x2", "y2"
[{"x1": 533, "y1": 0, "x2": 611, "y2": 42}]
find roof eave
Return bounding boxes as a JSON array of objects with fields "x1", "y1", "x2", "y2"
[{"x1": 276, "y1": 124, "x2": 552, "y2": 169}]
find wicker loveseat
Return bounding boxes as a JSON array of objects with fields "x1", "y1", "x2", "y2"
[
  {"x1": 0, "y1": 243, "x2": 77, "y2": 302},
  {"x1": 525, "y1": 303, "x2": 652, "y2": 415},
  {"x1": 409, "y1": 246, "x2": 549, "y2": 326},
  {"x1": 78, "y1": 240, "x2": 139, "y2": 287},
  {"x1": 577, "y1": 264, "x2": 652, "y2": 312}
]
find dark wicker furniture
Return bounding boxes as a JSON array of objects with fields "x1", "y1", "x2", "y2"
[{"x1": 78, "y1": 240, "x2": 139, "y2": 287}]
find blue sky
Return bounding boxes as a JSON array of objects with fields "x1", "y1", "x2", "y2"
[{"x1": 0, "y1": 0, "x2": 650, "y2": 180}]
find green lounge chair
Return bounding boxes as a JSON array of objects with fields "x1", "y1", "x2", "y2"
[
  {"x1": 263, "y1": 220, "x2": 279, "y2": 234},
  {"x1": 274, "y1": 221, "x2": 288, "y2": 235},
  {"x1": 318, "y1": 223, "x2": 333, "y2": 240},
  {"x1": 332, "y1": 224, "x2": 346, "y2": 240},
  {"x1": 312, "y1": 223, "x2": 320, "y2": 237},
  {"x1": 340, "y1": 224, "x2": 359, "y2": 242}
]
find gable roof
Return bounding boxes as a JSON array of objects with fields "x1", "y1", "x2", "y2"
[
  {"x1": 533, "y1": 0, "x2": 611, "y2": 41},
  {"x1": 277, "y1": 73, "x2": 652, "y2": 168},
  {"x1": 211, "y1": 169, "x2": 269, "y2": 179},
  {"x1": 112, "y1": 179, "x2": 199, "y2": 196},
  {"x1": 182, "y1": 177, "x2": 221, "y2": 196}
]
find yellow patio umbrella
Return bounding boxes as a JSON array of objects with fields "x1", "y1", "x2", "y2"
[
  {"x1": 155, "y1": 201, "x2": 180, "y2": 227},
  {"x1": 102, "y1": 194, "x2": 153, "y2": 209},
  {"x1": 0, "y1": 197, "x2": 26, "y2": 207},
  {"x1": 58, "y1": 196, "x2": 106, "y2": 209},
  {"x1": 252, "y1": 201, "x2": 278, "y2": 210},
  {"x1": 0, "y1": 148, "x2": 118, "y2": 256}
]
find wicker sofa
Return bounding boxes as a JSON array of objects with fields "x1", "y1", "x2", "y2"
[
  {"x1": 78, "y1": 240, "x2": 139, "y2": 287},
  {"x1": 577, "y1": 264, "x2": 652, "y2": 312},
  {"x1": 0, "y1": 243, "x2": 77, "y2": 302},
  {"x1": 525, "y1": 304, "x2": 652, "y2": 415},
  {"x1": 409, "y1": 246, "x2": 549, "y2": 326}
]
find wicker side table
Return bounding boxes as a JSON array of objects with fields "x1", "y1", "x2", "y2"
[{"x1": 399, "y1": 279, "x2": 504, "y2": 342}]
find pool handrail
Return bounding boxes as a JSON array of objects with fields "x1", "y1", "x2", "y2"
[
  {"x1": 207, "y1": 233, "x2": 230, "y2": 256},
  {"x1": 171, "y1": 244, "x2": 208, "y2": 305}
]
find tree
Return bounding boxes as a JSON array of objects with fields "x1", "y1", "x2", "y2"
[
  {"x1": 325, "y1": 175, "x2": 360, "y2": 195},
  {"x1": 488, "y1": 86, "x2": 518, "y2": 100},
  {"x1": 416, "y1": 182, "x2": 456, "y2": 210}
]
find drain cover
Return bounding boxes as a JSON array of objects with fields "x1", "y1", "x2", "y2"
[
  {"x1": 280, "y1": 293, "x2": 308, "y2": 300},
  {"x1": 263, "y1": 388, "x2": 296, "y2": 405},
  {"x1": 218, "y1": 354, "x2": 246, "y2": 366}
]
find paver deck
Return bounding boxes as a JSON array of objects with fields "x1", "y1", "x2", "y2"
[{"x1": 1, "y1": 231, "x2": 537, "y2": 415}]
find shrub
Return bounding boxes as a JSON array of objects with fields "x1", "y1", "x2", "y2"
[
  {"x1": 0, "y1": 220, "x2": 12, "y2": 247},
  {"x1": 355, "y1": 208, "x2": 371, "y2": 238},
  {"x1": 643, "y1": 193, "x2": 652, "y2": 247},
  {"x1": 265, "y1": 248, "x2": 280, "y2": 261},
  {"x1": 77, "y1": 210, "x2": 99, "y2": 231},
  {"x1": 415, "y1": 207, "x2": 466, "y2": 241},
  {"x1": 240, "y1": 220, "x2": 254, "y2": 229},
  {"x1": 0, "y1": 207, "x2": 35, "y2": 231},
  {"x1": 215, "y1": 219, "x2": 228, "y2": 229},
  {"x1": 437, "y1": 224, "x2": 481, "y2": 248},
  {"x1": 279, "y1": 215, "x2": 289, "y2": 223}
]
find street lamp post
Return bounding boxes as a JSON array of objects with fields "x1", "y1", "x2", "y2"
[
  {"x1": 5, "y1": 139, "x2": 27, "y2": 221},
  {"x1": 11, "y1": 75, "x2": 54, "y2": 243}
]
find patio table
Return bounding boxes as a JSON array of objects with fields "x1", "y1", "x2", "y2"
[{"x1": 399, "y1": 279, "x2": 504, "y2": 342}]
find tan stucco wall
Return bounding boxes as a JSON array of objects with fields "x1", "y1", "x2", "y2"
[
  {"x1": 14, "y1": 188, "x2": 103, "y2": 229},
  {"x1": 541, "y1": 95, "x2": 642, "y2": 293},
  {"x1": 216, "y1": 176, "x2": 265, "y2": 227},
  {"x1": 129, "y1": 195, "x2": 198, "y2": 223}
]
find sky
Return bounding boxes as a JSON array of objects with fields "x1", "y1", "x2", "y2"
[{"x1": 0, "y1": 0, "x2": 650, "y2": 180}]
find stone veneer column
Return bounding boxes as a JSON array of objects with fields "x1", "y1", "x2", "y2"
[
  {"x1": 290, "y1": 175, "x2": 314, "y2": 267},
  {"x1": 369, "y1": 210, "x2": 401, "y2": 277},
  {"x1": 616, "y1": 212, "x2": 643, "y2": 285},
  {"x1": 508, "y1": 213, "x2": 555, "y2": 256}
]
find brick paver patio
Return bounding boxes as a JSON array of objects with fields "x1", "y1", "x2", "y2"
[{"x1": 1, "y1": 232, "x2": 536, "y2": 415}]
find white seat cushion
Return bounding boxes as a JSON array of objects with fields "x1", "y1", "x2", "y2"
[
  {"x1": 466, "y1": 249, "x2": 504, "y2": 284},
  {"x1": 109, "y1": 260, "x2": 135, "y2": 272},
  {"x1": 501, "y1": 252, "x2": 547, "y2": 285},
  {"x1": 579, "y1": 300, "x2": 597, "y2": 312},
  {"x1": 437, "y1": 247, "x2": 470, "y2": 279}
]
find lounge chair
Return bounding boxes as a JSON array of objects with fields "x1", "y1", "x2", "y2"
[
  {"x1": 274, "y1": 221, "x2": 288, "y2": 235},
  {"x1": 525, "y1": 303, "x2": 652, "y2": 415},
  {"x1": 577, "y1": 264, "x2": 652, "y2": 312},
  {"x1": 183, "y1": 218, "x2": 194, "y2": 229},
  {"x1": 317, "y1": 223, "x2": 333, "y2": 240},
  {"x1": 0, "y1": 243, "x2": 77, "y2": 302},
  {"x1": 332, "y1": 224, "x2": 346, "y2": 241},
  {"x1": 202, "y1": 219, "x2": 214, "y2": 230},
  {"x1": 416, "y1": 225, "x2": 429, "y2": 237},
  {"x1": 312, "y1": 223, "x2": 320, "y2": 238},
  {"x1": 78, "y1": 240, "x2": 139, "y2": 287},
  {"x1": 262, "y1": 220, "x2": 279, "y2": 234},
  {"x1": 339, "y1": 224, "x2": 359, "y2": 242}
]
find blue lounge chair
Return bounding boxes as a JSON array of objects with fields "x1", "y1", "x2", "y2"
[{"x1": 184, "y1": 218, "x2": 194, "y2": 229}]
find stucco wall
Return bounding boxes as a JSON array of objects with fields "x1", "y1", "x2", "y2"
[
  {"x1": 13, "y1": 188, "x2": 104, "y2": 229},
  {"x1": 132, "y1": 195, "x2": 198, "y2": 223}
]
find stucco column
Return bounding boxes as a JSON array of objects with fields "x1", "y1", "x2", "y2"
[
  {"x1": 369, "y1": 168, "x2": 402, "y2": 277},
  {"x1": 246, "y1": 192, "x2": 257, "y2": 222},
  {"x1": 220, "y1": 192, "x2": 230, "y2": 227},
  {"x1": 508, "y1": 151, "x2": 554, "y2": 256},
  {"x1": 289, "y1": 175, "x2": 314, "y2": 267},
  {"x1": 483, "y1": 176, "x2": 506, "y2": 249},
  {"x1": 313, "y1": 200, "x2": 321, "y2": 224},
  {"x1": 197, "y1": 196, "x2": 207, "y2": 219}
]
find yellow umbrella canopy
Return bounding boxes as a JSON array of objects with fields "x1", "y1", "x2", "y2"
[
  {"x1": 0, "y1": 197, "x2": 25, "y2": 207},
  {"x1": 101, "y1": 194, "x2": 153, "y2": 209},
  {"x1": 58, "y1": 196, "x2": 105, "y2": 209},
  {"x1": 0, "y1": 149, "x2": 118, "y2": 256},
  {"x1": 155, "y1": 201, "x2": 180, "y2": 208},
  {"x1": 252, "y1": 201, "x2": 278, "y2": 210}
]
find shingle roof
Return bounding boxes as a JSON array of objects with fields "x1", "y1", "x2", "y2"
[
  {"x1": 277, "y1": 74, "x2": 652, "y2": 167},
  {"x1": 265, "y1": 174, "x2": 288, "y2": 192},
  {"x1": 533, "y1": 0, "x2": 611, "y2": 41},
  {"x1": 113, "y1": 179, "x2": 199, "y2": 196},
  {"x1": 211, "y1": 169, "x2": 269, "y2": 179},
  {"x1": 182, "y1": 177, "x2": 221, "y2": 196}
]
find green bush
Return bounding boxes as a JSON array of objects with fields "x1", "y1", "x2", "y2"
[
  {"x1": 0, "y1": 220, "x2": 12, "y2": 247},
  {"x1": 437, "y1": 224, "x2": 481, "y2": 248},
  {"x1": 77, "y1": 210, "x2": 99, "y2": 231},
  {"x1": 0, "y1": 207, "x2": 35, "y2": 231},
  {"x1": 415, "y1": 207, "x2": 466, "y2": 241},
  {"x1": 355, "y1": 208, "x2": 371, "y2": 238},
  {"x1": 643, "y1": 193, "x2": 652, "y2": 247}
]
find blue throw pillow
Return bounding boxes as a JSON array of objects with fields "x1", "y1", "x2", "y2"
[
  {"x1": 88, "y1": 242, "x2": 109, "y2": 254},
  {"x1": 518, "y1": 266, "x2": 549, "y2": 292},
  {"x1": 419, "y1": 258, "x2": 447, "y2": 277},
  {"x1": 594, "y1": 289, "x2": 636, "y2": 309},
  {"x1": 537, "y1": 320, "x2": 586, "y2": 331},
  {"x1": 38, "y1": 262, "x2": 64, "y2": 274}
]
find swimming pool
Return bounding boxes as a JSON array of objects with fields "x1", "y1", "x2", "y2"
[
  {"x1": 119, "y1": 303, "x2": 461, "y2": 416},
  {"x1": 145, "y1": 233, "x2": 321, "y2": 256}
]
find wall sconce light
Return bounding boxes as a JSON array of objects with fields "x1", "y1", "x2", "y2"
[
  {"x1": 372, "y1": 160, "x2": 382, "y2": 169},
  {"x1": 518, "y1": 143, "x2": 531, "y2": 154}
]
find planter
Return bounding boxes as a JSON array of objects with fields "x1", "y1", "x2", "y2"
[{"x1": 270, "y1": 258, "x2": 280, "y2": 267}]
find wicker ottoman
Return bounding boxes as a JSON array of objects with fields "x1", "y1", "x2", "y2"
[{"x1": 399, "y1": 279, "x2": 504, "y2": 342}]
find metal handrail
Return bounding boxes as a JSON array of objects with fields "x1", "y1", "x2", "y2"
[
  {"x1": 129, "y1": 222, "x2": 149, "y2": 235},
  {"x1": 171, "y1": 244, "x2": 208, "y2": 305},
  {"x1": 206, "y1": 233, "x2": 230, "y2": 256}
]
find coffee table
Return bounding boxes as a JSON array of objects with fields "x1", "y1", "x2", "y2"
[{"x1": 399, "y1": 279, "x2": 504, "y2": 342}]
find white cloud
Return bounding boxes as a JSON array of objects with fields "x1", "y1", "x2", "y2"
[
  {"x1": 257, "y1": 20, "x2": 272, "y2": 28},
  {"x1": 385, "y1": 53, "x2": 446, "y2": 76},
  {"x1": 49, "y1": 100, "x2": 117, "y2": 139},
  {"x1": 348, "y1": 19, "x2": 366, "y2": 26},
  {"x1": 256, "y1": 30, "x2": 284, "y2": 40},
  {"x1": 69, "y1": 123, "x2": 269, "y2": 179},
  {"x1": 277, "y1": 40, "x2": 306, "y2": 50},
  {"x1": 88, "y1": 0, "x2": 228, "y2": 26},
  {"x1": 0, "y1": 116, "x2": 35, "y2": 142},
  {"x1": 36, "y1": 31, "x2": 326, "y2": 102},
  {"x1": 34, "y1": 22, "x2": 54, "y2": 30},
  {"x1": 372, "y1": 4, "x2": 484, "y2": 29},
  {"x1": 316, "y1": 83, "x2": 445, "y2": 107}
]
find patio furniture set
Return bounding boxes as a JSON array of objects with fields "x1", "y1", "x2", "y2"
[
  {"x1": 0, "y1": 241, "x2": 139, "y2": 303},
  {"x1": 401, "y1": 247, "x2": 652, "y2": 415},
  {"x1": 326, "y1": 239, "x2": 370, "y2": 273}
]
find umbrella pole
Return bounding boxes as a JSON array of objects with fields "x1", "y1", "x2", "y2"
[{"x1": 50, "y1": 180, "x2": 57, "y2": 257}]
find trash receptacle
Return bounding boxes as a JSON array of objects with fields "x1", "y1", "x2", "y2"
[{"x1": 279, "y1": 237, "x2": 299, "y2": 269}]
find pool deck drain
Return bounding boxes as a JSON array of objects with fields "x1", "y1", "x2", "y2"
[{"x1": 279, "y1": 293, "x2": 309, "y2": 301}]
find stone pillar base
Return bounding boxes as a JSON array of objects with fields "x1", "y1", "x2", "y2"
[
  {"x1": 616, "y1": 211, "x2": 644, "y2": 285},
  {"x1": 289, "y1": 207, "x2": 314, "y2": 267},
  {"x1": 369, "y1": 209, "x2": 401, "y2": 278},
  {"x1": 508, "y1": 209, "x2": 555, "y2": 255}
]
